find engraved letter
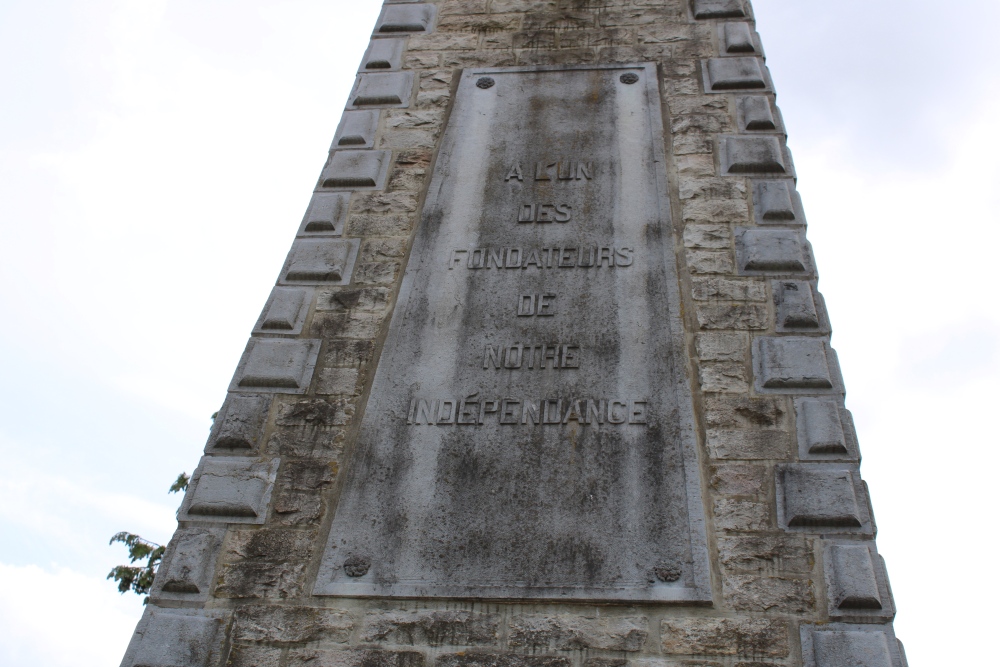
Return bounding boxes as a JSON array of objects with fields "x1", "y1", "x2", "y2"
[
  {"x1": 537, "y1": 294, "x2": 556, "y2": 316},
  {"x1": 522, "y1": 248, "x2": 542, "y2": 269},
  {"x1": 449, "y1": 249, "x2": 467, "y2": 269},
  {"x1": 506, "y1": 247, "x2": 522, "y2": 268},
  {"x1": 517, "y1": 294, "x2": 536, "y2": 316},
  {"x1": 457, "y1": 400, "x2": 479, "y2": 425},
  {"x1": 468, "y1": 248, "x2": 486, "y2": 269},
  {"x1": 609, "y1": 400, "x2": 628, "y2": 424},
  {"x1": 558, "y1": 248, "x2": 577, "y2": 268},
  {"x1": 505, "y1": 163, "x2": 524, "y2": 181},
  {"x1": 437, "y1": 400, "x2": 457, "y2": 425},
  {"x1": 486, "y1": 248, "x2": 505, "y2": 269},
  {"x1": 521, "y1": 400, "x2": 541, "y2": 425},
  {"x1": 563, "y1": 401, "x2": 583, "y2": 424},
  {"x1": 479, "y1": 400, "x2": 499, "y2": 423},
  {"x1": 416, "y1": 399, "x2": 437, "y2": 425},
  {"x1": 543, "y1": 399, "x2": 563, "y2": 424},
  {"x1": 562, "y1": 345, "x2": 580, "y2": 368},
  {"x1": 615, "y1": 247, "x2": 634, "y2": 267},
  {"x1": 518, "y1": 204, "x2": 535, "y2": 223},
  {"x1": 484, "y1": 345, "x2": 502, "y2": 369},
  {"x1": 537, "y1": 204, "x2": 554, "y2": 223},
  {"x1": 504, "y1": 344, "x2": 523, "y2": 369},
  {"x1": 577, "y1": 246, "x2": 595, "y2": 268},
  {"x1": 500, "y1": 399, "x2": 520, "y2": 424},
  {"x1": 576, "y1": 162, "x2": 593, "y2": 180},
  {"x1": 629, "y1": 400, "x2": 648, "y2": 424},
  {"x1": 555, "y1": 205, "x2": 572, "y2": 222},
  {"x1": 585, "y1": 399, "x2": 605, "y2": 425},
  {"x1": 598, "y1": 247, "x2": 614, "y2": 268}
]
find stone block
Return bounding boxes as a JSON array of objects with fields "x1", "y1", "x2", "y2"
[
  {"x1": 696, "y1": 303, "x2": 769, "y2": 330},
  {"x1": 684, "y1": 224, "x2": 731, "y2": 249},
  {"x1": 714, "y1": 497, "x2": 770, "y2": 531},
  {"x1": 707, "y1": 429, "x2": 791, "y2": 459},
  {"x1": 824, "y1": 542, "x2": 895, "y2": 622},
  {"x1": 216, "y1": 528, "x2": 315, "y2": 599},
  {"x1": 253, "y1": 287, "x2": 311, "y2": 337},
  {"x1": 722, "y1": 573, "x2": 814, "y2": 613},
  {"x1": 375, "y1": 4, "x2": 435, "y2": 33},
  {"x1": 179, "y1": 457, "x2": 279, "y2": 524},
  {"x1": 696, "y1": 332, "x2": 748, "y2": 362},
  {"x1": 720, "y1": 136, "x2": 788, "y2": 174},
  {"x1": 737, "y1": 229, "x2": 808, "y2": 273},
  {"x1": 272, "y1": 459, "x2": 337, "y2": 525},
  {"x1": 280, "y1": 238, "x2": 360, "y2": 285},
  {"x1": 333, "y1": 111, "x2": 380, "y2": 150},
  {"x1": 229, "y1": 644, "x2": 283, "y2": 667},
  {"x1": 708, "y1": 463, "x2": 767, "y2": 496},
  {"x1": 660, "y1": 618, "x2": 788, "y2": 657},
  {"x1": 717, "y1": 534, "x2": 814, "y2": 573},
  {"x1": 120, "y1": 606, "x2": 230, "y2": 667},
  {"x1": 436, "y1": 654, "x2": 570, "y2": 667},
  {"x1": 704, "y1": 395, "x2": 787, "y2": 428},
  {"x1": 753, "y1": 337, "x2": 839, "y2": 392},
  {"x1": 703, "y1": 57, "x2": 767, "y2": 91},
  {"x1": 230, "y1": 339, "x2": 322, "y2": 393},
  {"x1": 686, "y1": 249, "x2": 735, "y2": 274},
  {"x1": 795, "y1": 398, "x2": 859, "y2": 460},
  {"x1": 363, "y1": 38, "x2": 405, "y2": 70},
  {"x1": 317, "y1": 286, "x2": 391, "y2": 313},
  {"x1": 774, "y1": 281, "x2": 824, "y2": 331},
  {"x1": 319, "y1": 150, "x2": 391, "y2": 190},
  {"x1": 692, "y1": 0, "x2": 746, "y2": 19},
  {"x1": 721, "y1": 22, "x2": 757, "y2": 54},
  {"x1": 692, "y1": 277, "x2": 767, "y2": 301},
  {"x1": 206, "y1": 394, "x2": 270, "y2": 450},
  {"x1": 288, "y1": 649, "x2": 426, "y2": 667},
  {"x1": 681, "y1": 198, "x2": 749, "y2": 224},
  {"x1": 776, "y1": 464, "x2": 872, "y2": 533},
  {"x1": 349, "y1": 72, "x2": 415, "y2": 108},
  {"x1": 508, "y1": 615, "x2": 649, "y2": 651},
  {"x1": 700, "y1": 362, "x2": 750, "y2": 393},
  {"x1": 233, "y1": 605, "x2": 353, "y2": 644},
  {"x1": 800, "y1": 624, "x2": 905, "y2": 667},
  {"x1": 151, "y1": 526, "x2": 224, "y2": 600},
  {"x1": 738, "y1": 96, "x2": 776, "y2": 130},
  {"x1": 753, "y1": 180, "x2": 805, "y2": 225},
  {"x1": 361, "y1": 610, "x2": 500, "y2": 646},
  {"x1": 299, "y1": 192, "x2": 349, "y2": 236}
]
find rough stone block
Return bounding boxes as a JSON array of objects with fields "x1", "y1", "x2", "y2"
[
  {"x1": 280, "y1": 238, "x2": 360, "y2": 285},
  {"x1": 333, "y1": 111, "x2": 380, "y2": 150},
  {"x1": 795, "y1": 398, "x2": 853, "y2": 457},
  {"x1": 801, "y1": 625, "x2": 905, "y2": 667},
  {"x1": 288, "y1": 649, "x2": 426, "y2": 667},
  {"x1": 229, "y1": 644, "x2": 283, "y2": 667},
  {"x1": 696, "y1": 332, "x2": 748, "y2": 362},
  {"x1": 120, "y1": 606, "x2": 229, "y2": 667},
  {"x1": 216, "y1": 528, "x2": 315, "y2": 599},
  {"x1": 375, "y1": 4, "x2": 435, "y2": 33},
  {"x1": 692, "y1": 277, "x2": 767, "y2": 301},
  {"x1": 722, "y1": 22, "x2": 756, "y2": 53},
  {"x1": 754, "y1": 337, "x2": 837, "y2": 392},
  {"x1": 722, "y1": 573, "x2": 814, "y2": 613},
  {"x1": 684, "y1": 224, "x2": 731, "y2": 249},
  {"x1": 363, "y1": 38, "x2": 405, "y2": 70},
  {"x1": 696, "y1": 303, "x2": 769, "y2": 330},
  {"x1": 230, "y1": 339, "x2": 322, "y2": 393},
  {"x1": 272, "y1": 459, "x2": 336, "y2": 525},
  {"x1": 718, "y1": 534, "x2": 814, "y2": 573},
  {"x1": 349, "y1": 72, "x2": 415, "y2": 108},
  {"x1": 233, "y1": 605, "x2": 353, "y2": 644},
  {"x1": 320, "y1": 150, "x2": 391, "y2": 190},
  {"x1": 179, "y1": 457, "x2": 279, "y2": 523},
  {"x1": 253, "y1": 287, "x2": 311, "y2": 337},
  {"x1": 693, "y1": 0, "x2": 746, "y2": 19},
  {"x1": 151, "y1": 527, "x2": 224, "y2": 600},
  {"x1": 776, "y1": 464, "x2": 872, "y2": 533},
  {"x1": 774, "y1": 281, "x2": 821, "y2": 331},
  {"x1": 660, "y1": 618, "x2": 788, "y2": 657},
  {"x1": 300, "y1": 192, "x2": 349, "y2": 236},
  {"x1": 753, "y1": 180, "x2": 804, "y2": 225},
  {"x1": 699, "y1": 362, "x2": 749, "y2": 393},
  {"x1": 436, "y1": 654, "x2": 570, "y2": 667},
  {"x1": 686, "y1": 249, "x2": 735, "y2": 274},
  {"x1": 708, "y1": 463, "x2": 768, "y2": 496},
  {"x1": 206, "y1": 394, "x2": 270, "y2": 450},
  {"x1": 361, "y1": 610, "x2": 500, "y2": 646},
  {"x1": 707, "y1": 428, "x2": 791, "y2": 459},
  {"x1": 714, "y1": 497, "x2": 770, "y2": 532},
  {"x1": 704, "y1": 395, "x2": 787, "y2": 428},
  {"x1": 721, "y1": 136, "x2": 787, "y2": 174},
  {"x1": 737, "y1": 229, "x2": 807, "y2": 274},
  {"x1": 738, "y1": 96, "x2": 776, "y2": 130},
  {"x1": 508, "y1": 616, "x2": 649, "y2": 652},
  {"x1": 825, "y1": 542, "x2": 895, "y2": 622},
  {"x1": 703, "y1": 57, "x2": 767, "y2": 91}
]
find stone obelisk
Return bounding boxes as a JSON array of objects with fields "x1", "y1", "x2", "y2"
[{"x1": 120, "y1": 2, "x2": 907, "y2": 667}]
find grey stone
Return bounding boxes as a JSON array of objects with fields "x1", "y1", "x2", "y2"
[
  {"x1": 230, "y1": 339, "x2": 322, "y2": 393},
  {"x1": 333, "y1": 111, "x2": 380, "y2": 150},
  {"x1": 754, "y1": 336, "x2": 838, "y2": 392},
  {"x1": 722, "y1": 22, "x2": 756, "y2": 54},
  {"x1": 753, "y1": 180, "x2": 805, "y2": 225},
  {"x1": 299, "y1": 192, "x2": 349, "y2": 236},
  {"x1": 315, "y1": 65, "x2": 710, "y2": 604},
  {"x1": 737, "y1": 228, "x2": 808, "y2": 273},
  {"x1": 362, "y1": 38, "x2": 405, "y2": 70},
  {"x1": 151, "y1": 527, "x2": 224, "y2": 600},
  {"x1": 776, "y1": 464, "x2": 872, "y2": 533},
  {"x1": 375, "y1": 4, "x2": 435, "y2": 33},
  {"x1": 319, "y1": 150, "x2": 391, "y2": 190},
  {"x1": 693, "y1": 0, "x2": 746, "y2": 19},
  {"x1": 287, "y1": 649, "x2": 426, "y2": 667},
  {"x1": 773, "y1": 280, "x2": 821, "y2": 331},
  {"x1": 361, "y1": 610, "x2": 500, "y2": 646},
  {"x1": 703, "y1": 57, "x2": 767, "y2": 91},
  {"x1": 179, "y1": 457, "x2": 279, "y2": 523},
  {"x1": 253, "y1": 287, "x2": 311, "y2": 337},
  {"x1": 801, "y1": 624, "x2": 905, "y2": 667},
  {"x1": 206, "y1": 394, "x2": 270, "y2": 450},
  {"x1": 738, "y1": 96, "x2": 776, "y2": 130},
  {"x1": 215, "y1": 528, "x2": 314, "y2": 599},
  {"x1": 825, "y1": 542, "x2": 895, "y2": 622},
  {"x1": 692, "y1": 277, "x2": 768, "y2": 301},
  {"x1": 722, "y1": 573, "x2": 814, "y2": 613},
  {"x1": 696, "y1": 332, "x2": 747, "y2": 362},
  {"x1": 120, "y1": 606, "x2": 229, "y2": 667},
  {"x1": 507, "y1": 615, "x2": 649, "y2": 651},
  {"x1": 233, "y1": 605, "x2": 353, "y2": 644},
  {"x1": 280, "y1": 238, "x2": 360, "y2": 285},
  {"x1": 349, "y1": 71, "x2": 415, "y2": 108},
  {"x1": 660, "y1": 618, "x2": 788, "y2": 657},
  {"x1": 721, "y1": 136, "x2": 787, "y2": 174},
  {"x1": 795, "y1": 398, "x2": 853, "y2": 457}
]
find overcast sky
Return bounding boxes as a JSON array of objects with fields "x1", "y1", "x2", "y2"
[{"x1": 0, "y1": 2, "x2": 997, "y2": 666}]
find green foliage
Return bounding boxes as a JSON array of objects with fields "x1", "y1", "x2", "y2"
[{"x1": 107, "y1": 472, "x2": 187, "y2": 603}]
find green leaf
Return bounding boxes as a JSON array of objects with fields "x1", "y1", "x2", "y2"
[{"x1": 169, "y1": 472, "x2": 189, "y2": 494}]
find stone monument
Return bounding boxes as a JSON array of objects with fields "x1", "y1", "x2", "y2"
[{"x1": 120, "y1": 2, "x2": 907, "y2": 666}]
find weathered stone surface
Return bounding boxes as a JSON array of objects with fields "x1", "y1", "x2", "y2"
[
  {"x1": 363, "y1": 38, "x2": 406, "y2": 71},
  {"x1": 206, "y1": 394, "x2": 270, "y2": 450},
  {"x1": 703, "y1": 58, "x2": 766, "y2": 91},
  {"x1": 231, "y1": 339, "x2": 323, "y2": 393},
  {"x1": 796, "y1": 398, "x2": 849, "y2": 456},
  {"x1": 708, "y1": 463, "x2": 768, "y2": 496},
  {"x1": 288, "y1": 649, "x2": 426, "y2": 667},
  {"x1": 121, "y1": 606, "x2": 229, "y2": 667},
  {"x1": 216, "y1": 529, "x2": 315, "y2": 599},
  {"x1": 152, "y1": 526, "x2": 224, "y2": 599},
  {"x1": 660, "y1": 618, "x2": 788, "y2": 657},
  {"x1": 737, "y1": 228, "x2": 807, "y2": 273},
  {"x1": 693, "y1": 0, "x2": 746, "y2": 19},
  {"x1": 272, "y1": 460, "x2": 336, "y2": 525},
  {"x1": 229, "y1": 644, "x2": 283, "y2": 667},
  {"x1": 707, "y1": 429, "x2": 791, "y2": 459},
  {"x1": 714, "y1": 498, "x2": 770, "y2": 532},
  {"x1": 774, "y1": 280, "x2": 821, "y2": 330},
  {"x1": 361, "y1": 611, "x2": 500, "y2": 646},
  {"x1": 508, "y1": 616, "x2": 649, "y2": 651},
  {"x1": 350, "y1": 72, "x2": 415, "y2": 108},
  {"x1": 696, "y1": 304, "x2": 769, "y2": 330},
  {"x1": 824, "y1": 542, "x2": 895, "y2": 622},
  {"x1": 376, "y1": 4, "x2": 436, "y2": 34},
  {"x1": 704, "y1": 395, "x2": 787, "y2": 428},
  {"x1": 436, "y1": 655, "x2": 570, "y2": 667},
  {"x1": 718, "y1": 534, "x2": 814, "y2": 573},
  {"x1": 801, "y1": 625, "x2": 902, "y2": 667},
  {"x1": 681, "y1": 198, "x2": 749, "y2": 223},
  {"x1": 722, "y1": 22, "x2": 756, "y2": 54},
  {"x1": 754, "y1": 337, "x2": 837, "y2": 392},
  {"x1": 317, "y1": 287, "x2": 391, "y2": 313},
  {"x1": 254, "y1": 287, "x2": 310, "y2": 336},
  {"x1": 233, "y1": 605, "x2": 353, "y2": 644},
  {"x1": 687, "y1": 249, "x2": 735, "y2": 274},
  {"x1": 739, "y1": 96, "x2": 776, "y2": 131},
  {"x1": 722, "y1": 573, "x2": 815, "y2": 613},
  {"x1": 777, "y1": 465, "x2": 871, "y2": 532},
  {"x1": 696, "y1": 332, "x2": 747, "y2": 362},
  {"x1": 699, "y1": 362, "x2": 749, "y2": 393},
  {"x1": 301, "y1": 192, "x2": 350, "y2": 236},
  {"x1": 334, "y1": 110, "x2": 380, "y2": 150},
  {"x1": 691, "y1": 278, "x2": 767, "y2": 301},
  {"x1": 179, "y1": 458, "x2": 279, "y2": 524},
  {"x1": 679, "y1": 177, "x2": 747, "y2": 201},
  {"x1": 683, "y1": 224, "x2": 731, "y2": 249}
]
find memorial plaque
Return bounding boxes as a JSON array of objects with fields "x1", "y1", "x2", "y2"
[{"x1": 316, "y1": 64, "x2": 710, "y2": 602}]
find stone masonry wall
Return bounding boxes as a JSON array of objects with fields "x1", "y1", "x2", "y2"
[{"x1": 119, "y1": 2, "x2": 907, "y2": 667}]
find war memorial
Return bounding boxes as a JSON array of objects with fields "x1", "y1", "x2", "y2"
[{"x1": 119, "y1": 1, "x2": 906, "y2": 665}]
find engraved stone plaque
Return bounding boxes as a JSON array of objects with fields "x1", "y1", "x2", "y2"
[{"x1": 316, "y1": 64, "x2": 710, "y2": 602}]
